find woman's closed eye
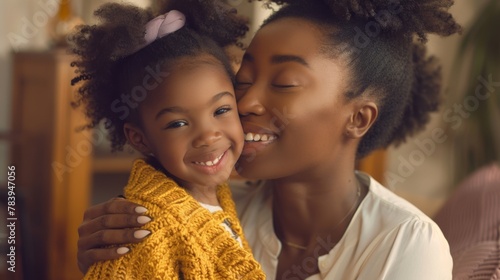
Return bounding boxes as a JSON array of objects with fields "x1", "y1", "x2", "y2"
[
  {"x1": 271, "y1": 78, "x2": 300, "y2": 89},
  {"x1": 271, "y1": 71, "x2": 304, "y2": 90},
  {"x1": 272, "y1": 84, "x2": 297, "y2": 88}
]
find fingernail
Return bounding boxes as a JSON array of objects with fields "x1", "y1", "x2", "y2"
[
  {"x1": 135, "y1": 206, "x2": 148, "y2": 214},
  {"x1": 134, "y1": 230, "x2": 151, "y2": 239},
  {"x1": 137, "y1": 216, "x2": 151, "y2": 224},
  {"x1": 116, "y1": 247, "x2": 129, "y2": 255}
]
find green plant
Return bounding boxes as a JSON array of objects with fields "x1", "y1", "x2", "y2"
[{"x1": 449, "y1": 0, "x2": 500, "y2": 183}]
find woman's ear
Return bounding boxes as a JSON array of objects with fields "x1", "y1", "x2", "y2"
[
  {"x1": 345, "y1": 101, "x2": 378, "y2": 139},
  {"x1": 123, "y1": 123, "x2": 152, "y2": 154}
]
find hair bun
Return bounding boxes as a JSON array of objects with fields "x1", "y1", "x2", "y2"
[
  {"x1": 267, "y1": 0, "x2": 461, "y2": 41},
  {"x1": 389, "y1": 42, "x2": 442, "y2": 146},
  {"x1": 328, "y1": 0, "x2": 462, "y2": 41}
]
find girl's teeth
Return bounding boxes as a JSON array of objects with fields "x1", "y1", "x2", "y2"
[
  {"x1": 244, "y1": 133, "x2": 276, "y2": 142},
  {"x1": 195, "y1": 153, "x2": 223, "y2": 166}
]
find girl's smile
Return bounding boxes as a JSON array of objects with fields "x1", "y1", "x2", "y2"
[{"x1": 189, "y1": 148, "x2": 230, "y2": 175}]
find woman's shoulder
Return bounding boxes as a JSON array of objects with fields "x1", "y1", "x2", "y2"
[
  {"x1": 332, "y1": 172, "x2": 453, "y2": 279},
  {"x1": 353, "y1": 171, "x2": 450, "y2": 253}
]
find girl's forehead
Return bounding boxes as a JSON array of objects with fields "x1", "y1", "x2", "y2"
[
  {"x1": 139, "y1": 62, "x2": 235, "y2": 115},
  {"x1": 162, "y1": 62, "x2": 231, "y2": 90},
  {"x1": 169, "y1": 54, "x2": 225, "y2": 72}
]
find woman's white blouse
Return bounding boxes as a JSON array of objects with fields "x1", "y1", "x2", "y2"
[{"x1": 230, "y1": 172, "x2": 452, "y2": 280}]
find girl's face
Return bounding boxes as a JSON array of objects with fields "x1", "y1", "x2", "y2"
[
  {"x1": 235, "y1": 18, "x2": 356, "y2": 180},
  {"x1": 132, "y1": 56, "x2": 243, "y2": 190}
]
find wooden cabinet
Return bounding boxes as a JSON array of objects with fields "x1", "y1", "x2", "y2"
[{"x1": 11, "y1": 49, "x2": 92, "y2": 280}]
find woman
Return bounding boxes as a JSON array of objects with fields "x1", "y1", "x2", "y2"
[{"x1": 77, "y1": 0, "x2": 461, "y2": 278}]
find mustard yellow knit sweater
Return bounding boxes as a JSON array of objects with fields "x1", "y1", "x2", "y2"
[{"x1": 84, "y1": 159, "x2": 265, "y2": 280}]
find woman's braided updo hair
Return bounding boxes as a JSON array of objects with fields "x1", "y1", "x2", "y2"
[
  {"x1": 70, "y1": 0, "x2": 248, "y2": 151},
  {"x1": 260, "y1": 0, "x2": 461, "y2": 157}
]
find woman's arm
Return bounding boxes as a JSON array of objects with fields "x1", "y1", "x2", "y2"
[{"x1": 77, "y1": 197, "x2": 152, "y2": 273}]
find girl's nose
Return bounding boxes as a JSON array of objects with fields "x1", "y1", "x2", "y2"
[{"x1": 192, "y1": 129, "x2": 222, "y2": 148}]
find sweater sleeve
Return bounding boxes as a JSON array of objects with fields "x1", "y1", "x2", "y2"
[{"x1": 83, "y1": 203, "x2": 180, "y2": 280}]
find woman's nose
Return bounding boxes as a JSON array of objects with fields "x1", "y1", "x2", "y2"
[
  {"x1": 192, "y1": 129, "x2": 222, "y2": 148},
  {"x1": 237, "y1": 86, "x2": 266, "y2": 117}
]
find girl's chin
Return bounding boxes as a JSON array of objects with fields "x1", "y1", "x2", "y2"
[{"x1": 182, "y1": 172, "x2": 231, "y2": 190}]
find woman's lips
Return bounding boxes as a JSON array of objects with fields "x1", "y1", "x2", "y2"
[
  {"x1": 241, "y1": 132, "x2": 278, "y2": 156},
  {"x1": 244, "y1": 132, "x2": 277, "y2": 142}
]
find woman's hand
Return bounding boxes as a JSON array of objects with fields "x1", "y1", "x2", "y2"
[{"x1": 77, "y1": 197, "x2": 152, "y2": 274}]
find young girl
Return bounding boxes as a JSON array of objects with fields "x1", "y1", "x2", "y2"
[
  {"x1": 77, "y1": 0, "x2": 462, "y2": 279},
  {"x1": 70, "y1": 0, "x2": 264, "y2": 279}
]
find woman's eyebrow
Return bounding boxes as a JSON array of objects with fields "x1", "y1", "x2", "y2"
[
  {"x1": 243, "y1": 53, "x2": 310, "y2": 68},
  {"x1": 270, "y1": 55, "x2": 310, "y2": 67}
]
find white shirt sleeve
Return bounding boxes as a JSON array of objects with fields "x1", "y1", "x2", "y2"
[{"x1": 359, "y1": 218, "x2": 453, "y2": 280}]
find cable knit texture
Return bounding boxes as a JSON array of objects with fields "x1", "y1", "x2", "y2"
[{"x1": 84, "y1": 159, "x2": 265, "y2": 280}]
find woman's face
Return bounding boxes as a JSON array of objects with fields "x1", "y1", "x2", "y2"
[{"x1": 235, "y1": 18, "x2": 355, "y2": 180}]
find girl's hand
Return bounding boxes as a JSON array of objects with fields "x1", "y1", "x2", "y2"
[{"x1": 77, "y1": 197, "x2": 152, "y2": 274}]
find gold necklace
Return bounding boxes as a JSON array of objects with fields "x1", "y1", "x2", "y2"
[{"x1": 283, "y1": 183, "x2": 362, "y2": 251}]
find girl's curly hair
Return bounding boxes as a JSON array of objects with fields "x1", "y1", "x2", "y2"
[
  {"x1": 70, "y1": 0, "x2": 248, "y2": 151},
  {"x1": 259, "y1": 0, "x2": 461, "y2": 158}
]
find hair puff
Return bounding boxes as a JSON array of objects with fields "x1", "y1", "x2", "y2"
[
  {"x1": 70, "y1": 0, "x2": 248, "y2": 151},
  {"x1": 261, "y1": 0, "x2": 461, "y2": 41}
]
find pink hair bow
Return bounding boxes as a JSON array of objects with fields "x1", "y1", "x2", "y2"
[{"x1": 129, "y1": 10, "x2": 186, "y2": 55}]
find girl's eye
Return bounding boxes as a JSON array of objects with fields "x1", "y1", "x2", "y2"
[
  {"x1": 214, "y1": 106, "x2": 232, "y2": 116},
  {"x1": 165, "y1": 120, "x2": 187, "y2": 129}
]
